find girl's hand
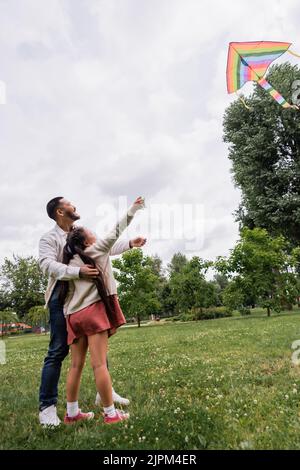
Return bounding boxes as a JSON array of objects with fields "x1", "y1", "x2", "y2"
[
  {"x1": 133, "y1": 196, "x2": 145, "y2": 207},
  {"x1": 128, "y1": 196, "x2": 145, "y2": 216}
]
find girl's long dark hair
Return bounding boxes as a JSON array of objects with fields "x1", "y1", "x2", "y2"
[{"x1": 58, "y1": 226, "x2": 115, "y2": 320}]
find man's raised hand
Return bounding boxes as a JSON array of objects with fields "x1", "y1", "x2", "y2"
[{"x1": 130, "y1": 237, "x2": 147, "y2": 248}]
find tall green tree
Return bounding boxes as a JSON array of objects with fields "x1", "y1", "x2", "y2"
[
  {"x1": 149, "y1": 254, "x2": 165, "y2": 278},
  {"x1": 167, "y1": 253, "x2": 188, "y2": 276},
  {"x1": 216, "y1": 228, "x2": 299, "y2": 316},
  {"x1": 112, "y1": 249, "x2": 161, "y2": 327},
  {"x1": 0, "y1": 256, "x2": 47, "y2": 318},
  {"x1": 212, "y1": 273, "x2": 230, "y2": 306},
  {"x1": 158, "y1": 282, "x2": 177, "y2": 317},
  {"x1": 165, "y1": 253, "x2": 189, "y2": 315},
  {"x1": 223, "y1": 63, "x2": 300, "y2": 246},
  {"x1": 147, "y1": 254, "x2": 176, "y2": 317},
  {"x1": 169, "y1": 256, "x2": 216, "y2": 313}
]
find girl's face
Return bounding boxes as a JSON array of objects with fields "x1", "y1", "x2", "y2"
[{"x1": 83, "y1": 228, "x2": 97, "y2": 246}]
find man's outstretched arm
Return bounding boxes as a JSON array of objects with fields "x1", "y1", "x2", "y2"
[
  {"x1": 109, "y1": 237, "x2": 147, "y2": 256},
  {"x1": 109, "y1": 239, "x2": 131, "y2": 256}
]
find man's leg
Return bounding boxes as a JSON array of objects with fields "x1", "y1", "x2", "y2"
[{"x1": 39, "y1": 283, "x2": 69, "y2": 415}]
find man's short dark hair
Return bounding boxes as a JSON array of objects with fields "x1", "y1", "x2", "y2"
[{"x1": 46, "y1": 197, "x2": 64, "y2": 220}]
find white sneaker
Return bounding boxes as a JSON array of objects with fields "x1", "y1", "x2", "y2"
[
  {"x1": 95, "y1": 389, "x2": 130, "y2": 407},
  {"x1": 39, "y1": 405, "x2": 61, "y2": 427}
]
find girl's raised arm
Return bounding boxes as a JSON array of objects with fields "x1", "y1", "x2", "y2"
[{"x1": 95, "y1": 197, "x2": 145, "y2": 253}]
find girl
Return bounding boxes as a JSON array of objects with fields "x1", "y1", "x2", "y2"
[{"x1": 59, "y1": 196, "x2": 145, "y2": 424}]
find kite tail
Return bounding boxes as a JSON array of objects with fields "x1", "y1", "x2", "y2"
[
  {"x1": 257, "y1": 78, "x2": 296, "y2": 109},
  {"x1": 235, "y1": 92, "x2": 251, "y2": 110},
  {"x1": 288, "y1": 49, "x2": 300, "y2": 58}
]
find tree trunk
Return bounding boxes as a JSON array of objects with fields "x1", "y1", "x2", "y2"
[
  {"x1": 267, "y1": 307, "x2": 271, "y2": 317},
  {"x1": 137, "y1": 314, "x2": 141, "y2": 328}
]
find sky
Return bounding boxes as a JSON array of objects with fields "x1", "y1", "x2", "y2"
[{"x1": 0, "y1": 0, "x2": 299, "y2": 272}]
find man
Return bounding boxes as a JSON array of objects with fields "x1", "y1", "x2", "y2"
[{"x1": 38, "y1": 197, "x2": 146, "y2": 426}]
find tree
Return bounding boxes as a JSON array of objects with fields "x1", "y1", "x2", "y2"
[
  {"x1": 0, "y1": 255, "x2": 48, "y2": 318},
  {"x1": 169, "y1": 256, "x2": 217, "y2": 313},
  {"x1": 146, "y1": 254, "x2": 176, "y2": 318},
  {"x1": 0, "y1": 287, "x2": 11, "y2": 311},
  {"x1": 112, "y1": 249, "x2": 161, "y2": 327},
  {"x1": 216, "y1": 227, "x2": 299, "y2": 316},
  {"x1": 221, "y1": 278, "x2": 254, "y2": 315},
  {"x1": 212, "y1": 273, "x2": 230, "y2": 306},
  {"x1": 167, "y1": 253, "x2": 188, "y2": 276},
  {"x1": 158, "y1": 281, "x2": 177, "y2": 317},
  {"x1": 149, "y1": 254, "x2": 165, "y2": 278},
  {"x1": 291, "y1": 247, "x2": 300, "y2": 306},
  {"x1": 223, "y1": 63, "x2": 300, "y2": 246},
  {"x1": 0, "y1": 310, "x2": 19, "y2": 336},
  {"x1": 25, "y1": 306, "x2": 49, "y2": 333}
]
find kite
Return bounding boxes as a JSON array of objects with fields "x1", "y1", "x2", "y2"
[{"x1": 226, "y1": 41, "x2": 300, "y2": 110}]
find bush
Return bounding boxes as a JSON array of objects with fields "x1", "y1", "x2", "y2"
[
  {"x1": 164, "y1": 316, "x2": 181, "y2": 322},
  {"x1": 179, "y1": 312, "x2": 195, "y2": 322},
  {"x1": 196, "y1": 306, "x2": 232, "y2": 320},
  {"x1": 9, "y1": 330, "x2": 22, "y2": 336},
  {"x1": 239, "y1": 306, "x2": 251, "y2": 316},
  {"x1": 177, "y1": 306, "x2": 232, "y2": 322}
]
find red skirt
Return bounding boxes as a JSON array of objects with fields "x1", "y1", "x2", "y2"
[{"x1": 66, "y1": 294, "x2": 126, "y2": 345}]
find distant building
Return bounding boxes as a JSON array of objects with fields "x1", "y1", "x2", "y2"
[{"x1": 0, "y1": 322, "x2": 32, "y2": 336}]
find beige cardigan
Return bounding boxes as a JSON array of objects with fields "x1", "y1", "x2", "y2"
[
  {"x1": 39, "y1": 225, "x2": 131, "y2": 308},
  {"x1": 63, "y1": 202, "x2": 143, "y2": 316}
]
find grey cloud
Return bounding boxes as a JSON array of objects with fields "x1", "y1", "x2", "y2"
[
  {"x1": 1, "y1": 0, "x2": 299, "y2": 267},
  {"x1": 17, "y1": 41, "x2": 52, "y2": 60}
]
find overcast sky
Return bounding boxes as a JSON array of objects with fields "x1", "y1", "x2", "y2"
[{"x1": 0, "y1": 0, "x2": 299, "y2": 271}]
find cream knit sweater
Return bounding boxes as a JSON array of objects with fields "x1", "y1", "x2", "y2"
[{"x1": 63, "y1": 201, "x2": 144, "y2": 316}]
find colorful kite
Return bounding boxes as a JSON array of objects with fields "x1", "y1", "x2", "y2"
[{"x1": 226, "y1": 41, "x2": 299, "y2": 110}]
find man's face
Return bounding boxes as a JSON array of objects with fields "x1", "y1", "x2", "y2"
[{"x1": 56, "y1": 198, "x2": 80, "y2": 221}]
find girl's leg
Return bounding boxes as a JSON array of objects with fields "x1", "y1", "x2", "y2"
[
  {"x1": 66, "y1": 336, "x2": 88, "y2": 403},
  {"x1": 88, "y1": 331, "x2": 113, "y2": 407},
  {"x1": 64, "y1": 335, "x2": 94, "y2": 423}
]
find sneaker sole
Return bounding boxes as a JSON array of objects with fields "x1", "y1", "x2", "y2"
[
  {"x1": 104, "y1": 418, "x2": 129, "y2": 425},
  {"x1": 104, "y1": 413, "x2": 130, "y2": 424},
  {"x1": 40, "y1": 422, "x2": 61, "y2": 428},
  {"x1": 64, "y1": 413, "x2": 95, "y2": 425}
]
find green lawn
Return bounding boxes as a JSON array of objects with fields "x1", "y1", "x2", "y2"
[{"x1": 1, "y1": 311, "x2": 300, "y2": 450}]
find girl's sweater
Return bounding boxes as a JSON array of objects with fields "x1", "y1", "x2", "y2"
[{"x1": 63, "y1": 202, "x2": 143, "y2": 316}]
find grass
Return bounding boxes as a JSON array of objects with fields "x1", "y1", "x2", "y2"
[{"x1": 1, "y1": 310, "x2": 300, "y2": 450}]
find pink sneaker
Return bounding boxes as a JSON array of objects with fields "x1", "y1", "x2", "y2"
[
  {"x1": 64, "y1": 410, "x2": 94, "y2": 424},
  {"x1": 104, "y1": 409, "x2": 130, "y2": 424}
]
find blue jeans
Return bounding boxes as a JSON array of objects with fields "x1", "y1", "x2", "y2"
[{"x1": 39, "y1": 282, "x2": 69, "y2": 410}]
